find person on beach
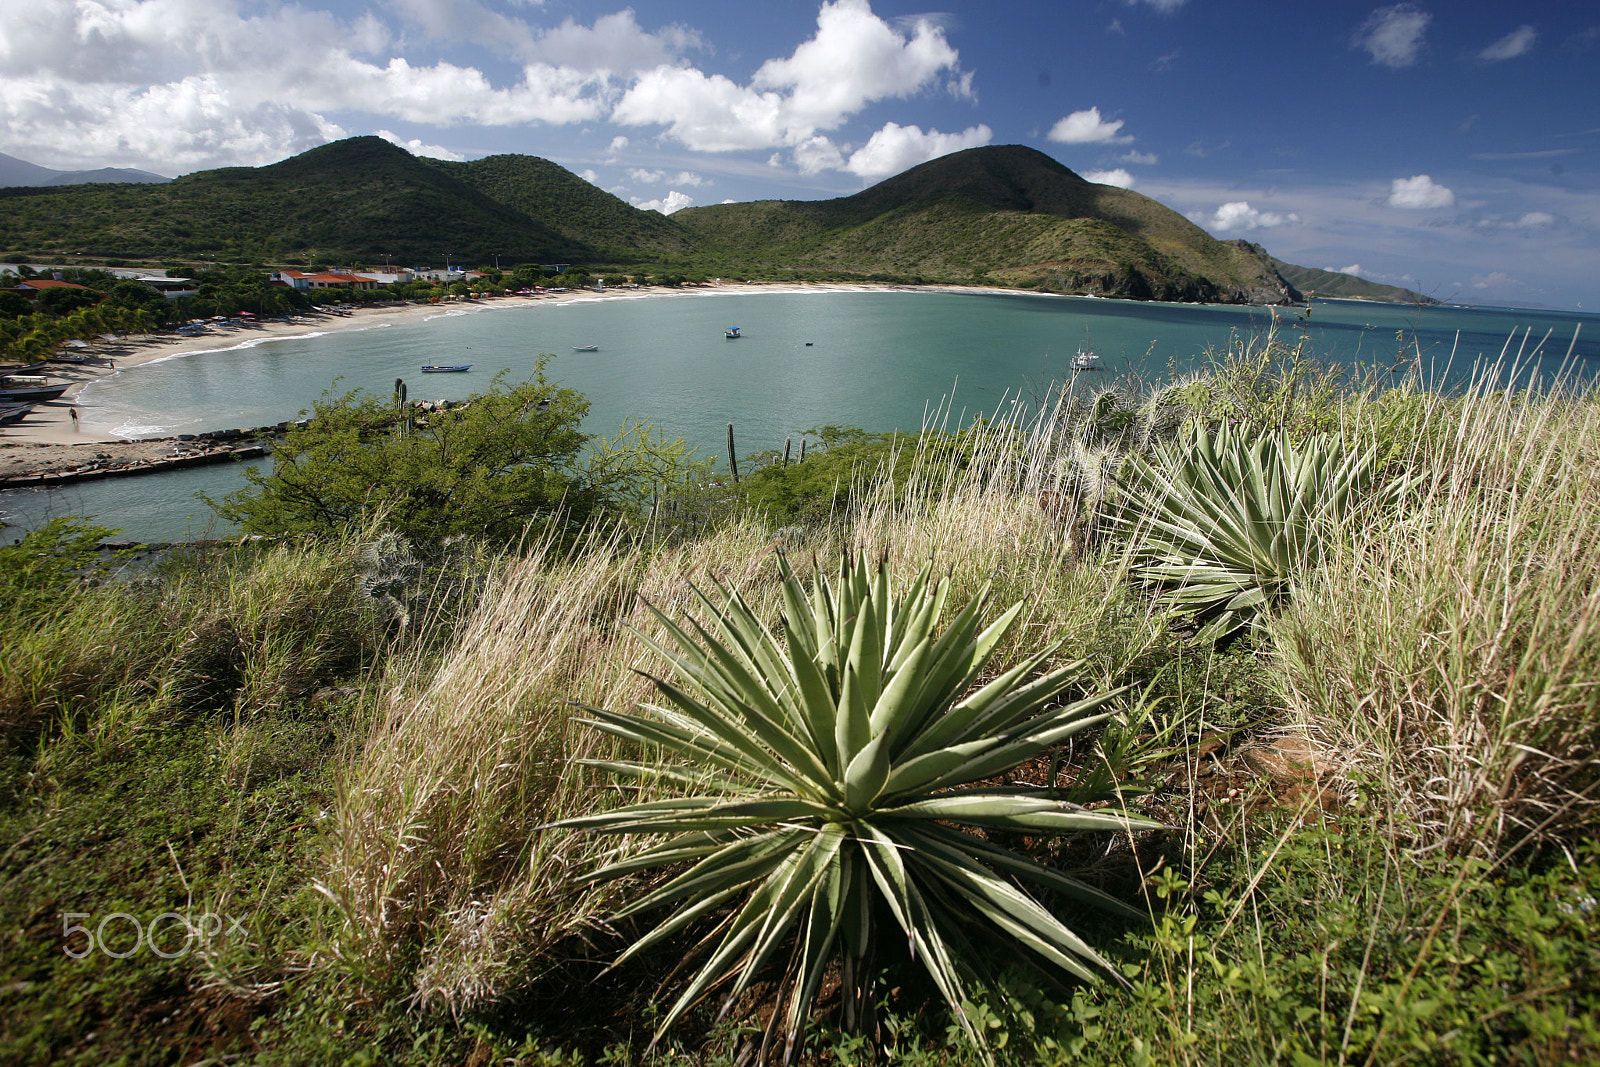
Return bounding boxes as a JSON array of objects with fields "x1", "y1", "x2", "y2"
[{"x1": 70, "y1": 407, "x2": 79, "y2": 430}]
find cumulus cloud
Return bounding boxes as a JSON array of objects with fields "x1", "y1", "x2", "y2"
[
  {"x1": 843, "y1": 122, "x2": 992, "y2": 179},
  {"x1": 632, "y1": 190, "x2": 695, "y2": 214},
  {"x1": 376, "y1": 129, "x2": 465, "y2": 160},
  {"x1": 1355, "y1": 4, "x2": 1431, "y2": 68},
  {"x1": 1388, "y1": 174, "x2": 1454, "y2": 208},
  {"x1": 1084, "y1": 168, "x2": 1135, "y2": 188},
  {"x1": 0, "y1": 1, "x2": 688, "y2": 172},
  {"x1": 1479, "y1": 25, "x2": 1537, "y2": 61},
  {"x1": 612, "y1": 0, "x2": 968, "y2": 163},
  {"x1": 1047, "y1": 107, "x2": 1132, "y2": 145},
  {"x1": 1119, "y1": 149, "x2": 1159, "y2": 165},
  {"x1": 1337, "y1": 264, "x2": 1364, "y2": 276},
  {"x1": 793, "y1": 135, "x2": 846, "y2": 175},
  {"x1": 1193, "y1": 201, "x2": 1301, "y2": 232}
]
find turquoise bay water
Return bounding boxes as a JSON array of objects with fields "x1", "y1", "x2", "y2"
[{"x1": 5, "y1": 288, "x2": 1596, "y2": 542}]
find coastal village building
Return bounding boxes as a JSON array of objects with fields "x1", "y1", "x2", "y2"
[
  {"x1": 132, "y1": 276, "x2": 200, "y2": 299},
  {"x1": 13, "y1": 279, "x2": 93, "y2": 298},
  {"x1": 270, "y1": 269, "x2": 384, "y2": 291}
]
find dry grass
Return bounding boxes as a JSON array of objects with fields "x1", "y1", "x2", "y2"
[{"x1": 1272, "y1": 373, "x2": 1600, "y2": 854}]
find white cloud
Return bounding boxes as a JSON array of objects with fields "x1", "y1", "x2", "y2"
[
  {"x1": 376, "y1": 129, "x2": 464, "y2": 161},
  {"x1": 1084, "y1": 168, "x2": 1135, "y2": 188},
  {"x1": 1193, "y1": 201, "x2": 1301, "y2": 232},
  {"x1": 605, "y1": 135, "x2": 629, "y2": 159},
  {"x1": 1470, "y1": 270, "x2": 1518, "y2": 290},
  {"x1": 793, "y1": 135, "x2": 846, "y2": 175},
  {"x1": 1337, "y1": 264, "x2": 1364, "y2": 276},
  {"x1": 1473, "y1": 211, "x2": 1558, "y2": 230},
  {"x1": 628, "y1": 167, "x2": 706, "y2": 187},
  {"x1": 1047, "y1": 107, "x2": 1132, "y2": 145},
  {"x1": 1479, "y1": 25, "x2": 1537, "y2": 61},
  {"x1": 1355, "y1": 4, "x2": 1431, "y2": 69},
  {"x1": 1124, "y1": 0, "x2": 1187, "y2": 12},
  {"x1": 578, "y1": 168, "x2": 599, "y2": 184},
  {"x1": 632, "y1": 190, "x2": 695, "y2": 214},
  {"x1": 1389, "y1": 174, "x2": 1454, "y2": 208},
  {"x1": 0, "y1": 2, "x2": 682, "y2": 172},
  {"x1": 1118, "y1": 150, "x2": 1159, "y2": 165},
  {"x1": 843, "y1": 122, "x2": 992, "y2": 180},
  {"x1": 613, "y1": 0, "x2": 967, "y2": 160}
]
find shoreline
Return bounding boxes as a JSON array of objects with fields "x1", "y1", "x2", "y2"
[{"x1": 0, "y1": 280, "x2": 1034, "y2": 470}]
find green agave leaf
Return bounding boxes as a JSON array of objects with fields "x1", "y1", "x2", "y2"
[
  {"x1": 883, "y1": 793, "x2": 1161, "y2": 833},
  {"x1": 902, "y1": 822, "x2": 1146, "y2": 919},
  {"x1": 855, "y1": 823, "x2": 979, "y2": 1047},
  {"x1": 610, "y1": 827, "x2": 804, "y2": 923}
]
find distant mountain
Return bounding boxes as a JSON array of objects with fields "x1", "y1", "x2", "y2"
[
  {"x1": 0, "y1": 150, "x2": 169, "y2": 187},
  {"x1": 674, "y1": 146, "x2": 1301, "y2": 304},
  {"x1": 1246, "y1": 245, "x2": 1438, "y2": 305}
]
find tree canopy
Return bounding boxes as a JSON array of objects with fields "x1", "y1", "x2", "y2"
[{"x1": 207, "y1": 363, "x2": 708, "y2": 546}]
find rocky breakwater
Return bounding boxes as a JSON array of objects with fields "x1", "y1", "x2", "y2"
[
  {"x1": 0, "y1": 399, "x2": 466, "y2": 490},
  {"x1": 0, "y1": 423, "x2": 295, "y2": 489}
]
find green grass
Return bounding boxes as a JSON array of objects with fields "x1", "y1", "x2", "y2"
[{"x1": 2, "y1": 338, "x2": 1598, "y2": 1064}]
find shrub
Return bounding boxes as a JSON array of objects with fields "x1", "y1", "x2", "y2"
[{"x1": 562, "y1": 550, "x2": 1155, "y2": 1061}]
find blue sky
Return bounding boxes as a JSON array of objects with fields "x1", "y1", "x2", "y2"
[{"x1": 1, "y1": 0, "x2": 1595, "y2": 309}]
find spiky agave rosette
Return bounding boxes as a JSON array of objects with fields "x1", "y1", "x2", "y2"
[{"x1": 558, "y1": 550, "x2": 1158, "y2": 1062}]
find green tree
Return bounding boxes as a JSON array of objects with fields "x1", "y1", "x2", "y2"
[
  {"x1": 208, "y1": 367, "x2": 592, "y2": 544},
  {"x1": 0, "y1": 290, "x2": 30, "y2": 319},
  {"x1": 207, "y1": 362, "x2": 706, "y2": 545},
  {"x1": 37, "y1": 286, "x2": 99, "y2": 316}
]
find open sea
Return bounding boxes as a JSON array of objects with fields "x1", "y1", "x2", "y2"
[{"x1": 4, "y1": 287, "x2": 1596, "y2": 543}]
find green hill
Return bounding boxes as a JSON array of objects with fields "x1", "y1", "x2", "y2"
[
  {"x1": 1244, "y1": 245, "x2": 1438, "y2": 305},
  {"x1": 425, "y1": 154, "x2": 692, "y2": 261},
  {"x1": 674, "y1": 146, "x2": 1300, "y2": 304},
  {"x1": 0, "y1": 137, "x2": 588, "y2": 266},
  {"x1": 1, "y1": 138, "x2": 1325, "y2": 305}
]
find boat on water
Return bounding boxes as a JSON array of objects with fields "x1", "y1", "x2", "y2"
[
  {"x1": 725, "y1": 327, "x2": 741, "y2": 339},
  {"x1": 1072, "y1": 348, "x2": 1103, "y2": 371},
  {"x1": 571, "y1": 344, "x2": 599, "y2": 352},
  {"x1": 420, "y1": 364, "x2": 472, "y2": 373}
]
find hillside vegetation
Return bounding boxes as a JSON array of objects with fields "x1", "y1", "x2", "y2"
[
  {"x1": 0, "y1": 136, "x2": 1413, "y2": 307},
  {"x1": 3, "y1": 329, "x2": 1597, "y2": 1064},
  {"x1": 675, "y1": 146, "x2": 1300, "y2": 302},
  {"x1": 0, "y1": 138, "x2": 586, "y2": 265},
  {"x1": 1254, "y1": 244, "x2": 1439, "y2": 304}
]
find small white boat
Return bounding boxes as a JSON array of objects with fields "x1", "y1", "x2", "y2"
[
  {"x1": 1072, "y1": 348, "x2": 1103, "y2": 371},
  {"x1": 421, "y1": 364, "x2": 472, "y2": 373},
  {"x1": 725, "y1": 327, "x2": 741, "y2": 339},
  {"x1": 572, "y1": 344, "x2": 598, "y2": 352}
]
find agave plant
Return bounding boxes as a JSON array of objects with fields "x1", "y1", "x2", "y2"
[
  {"x1": 559, "y1": 551, "x2": 1156, "y2": 1062},
  {"x1": 1114, "y1": 421, "x2": 1403, "y2": 639}
]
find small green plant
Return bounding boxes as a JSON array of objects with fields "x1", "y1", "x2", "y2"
[
  {"x1": 561, "y1": 550, "x2": 1156, "y2": 1063},
  {"x1": 1114, "y1": 422, "x2": 1403, "y2": 640}
]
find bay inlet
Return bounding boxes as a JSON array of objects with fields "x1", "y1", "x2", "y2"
[{"x1": 4, "y1": 287, "x2": 1596, "y2": 543}]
